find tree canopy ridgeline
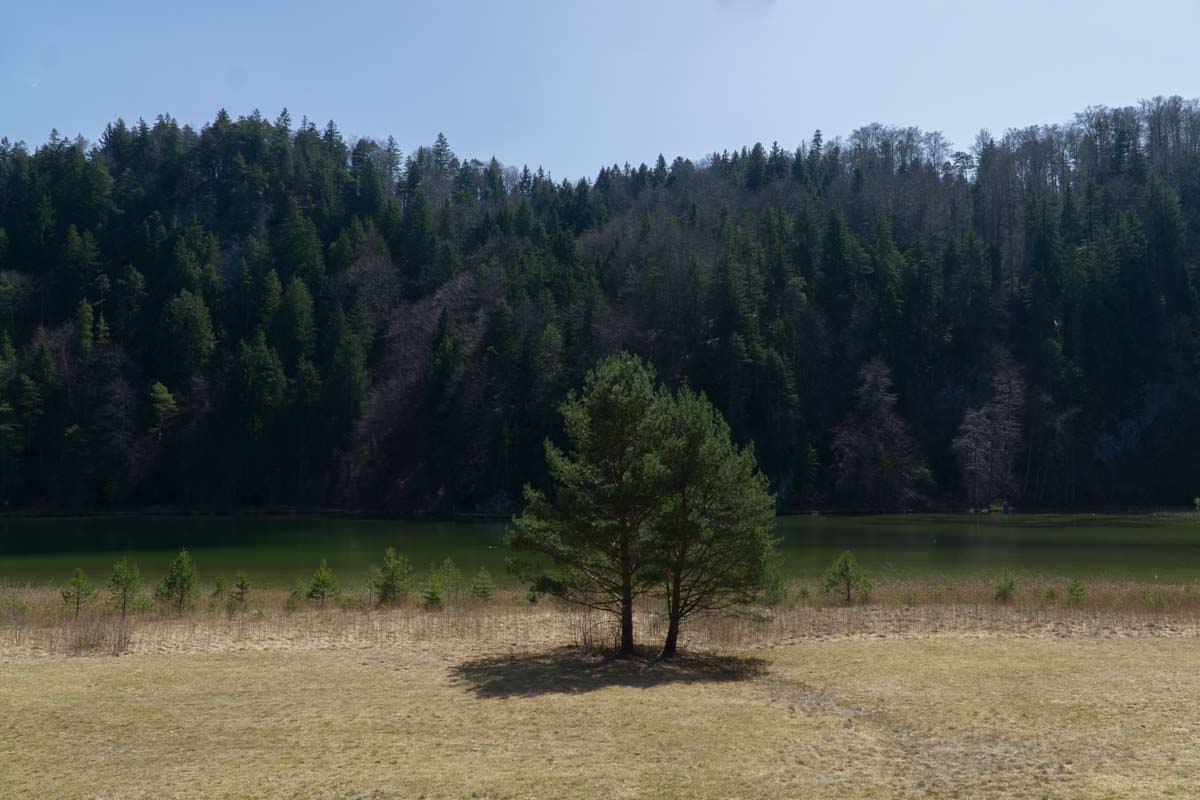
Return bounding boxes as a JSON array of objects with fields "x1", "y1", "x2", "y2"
[{"x1": 1, "y1": 99, "x2": 1199, "y2": 511}]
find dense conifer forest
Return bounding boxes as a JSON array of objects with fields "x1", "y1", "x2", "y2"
[{"x1": 0, "y1": 98, "x2": 1198, "y2": 512}]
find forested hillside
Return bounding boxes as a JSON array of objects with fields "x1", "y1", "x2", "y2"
[{"x1": 0, "y1": 99, "x2": 1198, "y2": 512}]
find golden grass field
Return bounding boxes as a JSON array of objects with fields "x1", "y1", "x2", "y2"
[{"x1": 2, "y1": 589, "x2": 1199, "y2": 800}]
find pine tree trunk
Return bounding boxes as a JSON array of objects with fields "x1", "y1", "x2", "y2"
[
  {"x1": 618, "y1": 535, "x2": 635, "y2": 657},
  {"x1": 662, "y1": 616, "x2": 679, "y2": 658},
  {"x1": 619, "y1": 591, "x2": 635, "y2": 656},
  {"x1": 662, "y1": 573, "x2": 683, "y2": 658}
]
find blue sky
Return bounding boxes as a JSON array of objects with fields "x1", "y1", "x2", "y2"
[{"x1": 3, "y1": 0, "x2": 1198, "y2": 178}]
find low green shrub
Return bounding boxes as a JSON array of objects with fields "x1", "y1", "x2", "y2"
[
  {"x1": 761, "y1": 577, "x2": 785, "y2": 606},
  {"x1": 930, "y1": 583, "x2": 956, "y2": 603},
  {"x1": 226, "y1": 571, "x2": 251, "y2": 616},
  {"x1": 107, "y1": 558, "x2": 144, "y2": 620},
  {"x1": 62, "y1": 568, "x2": 97, "y2": 618},
  {"x1": 2, "y1": 593, "x2": 29, "y2": 622},
  {"x1": 1139, "y1": 589, "x2": 1165, "y2": 609},
  {"x1": 759, "y1": 558, "x2": 787, "y2": 606},
  {"x1": 438, "y1": 558, "x2": 463, "y2": 602},
  {"x1": 372, "y1": 547, "x2": 414, "y2": 607},
  {"x1": 306, "y1": 560, "x2": 339, "y2": 607},
  {"x1": 822, "y1": 551, "x2": 873, "y2": 604},
  {"x1": 470, "y1": 566, "x2": 495, "y2": 601},
  {"x1": 337, "y1": 594, "x2": 366, "y2": 610},
  {"x1": 1038, "y1": 586, "x2": 1058, "y2": 606},
  {"x1": 1065, "y1": 577, "x2": 1085, "y2": 606},
  {"x1": 286, "y1": 578, "x2": 308, "y2": 611},
  {"x1": 422, "y1": 570, "x2": 445, "y2": 611},
  {"x1": 993, "y1": 571, "x2": 1016, "y2": 604},
  {"x1": 155, "y1": 549, "x2": 199, "y2": 615}
]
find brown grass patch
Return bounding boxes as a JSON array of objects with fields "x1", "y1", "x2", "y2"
[
  {"x1": 2, "y1": 581, "x2": 1199, "y2": 798},
  {"x1": 2, "y1": 632, "x2": 1197, "y2": 798}
]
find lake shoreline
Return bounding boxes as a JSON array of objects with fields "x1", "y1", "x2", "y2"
[
  {"x1": 0, "y1": 506, "x2": 520, "y2": 525},
  {"x1": 0, "y1": 504, "x2": 1196, "y2": 522},
  {"x1": 4, "y1": 512, "x2": 1200, "y2": 586}
]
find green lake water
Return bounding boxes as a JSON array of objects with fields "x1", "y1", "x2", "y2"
[{"x1": 1, "y1": 513, "x2": 1199, "y2": 587}]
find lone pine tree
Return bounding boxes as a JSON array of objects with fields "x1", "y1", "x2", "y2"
[
  {"x1": 654, "y1": 386, "x2": 775, "y2": 657},
  {"x1": 510, "y1": 354, "x2": 775, "y2": 657},
  {"x1": 508, "y1": 354, "x2": 667, "y2": 656}
]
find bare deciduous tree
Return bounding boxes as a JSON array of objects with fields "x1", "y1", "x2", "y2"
[
  {"x1": 832, "y1": 358, "x2": 929, "y2": 510},
  {"x1": 953, "y1": 360, "x2": 1025, "y2": 507}
]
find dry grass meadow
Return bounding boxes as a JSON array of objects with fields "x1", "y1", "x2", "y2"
[{"x1": 2, "y1": 581, "x2": 1199, "y2": 799}]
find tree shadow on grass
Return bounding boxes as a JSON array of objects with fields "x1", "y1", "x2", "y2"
[{"x1": 449, "y1": 647, "x2": 768, "y2": 699}]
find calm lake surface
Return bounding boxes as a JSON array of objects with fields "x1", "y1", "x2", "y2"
[{"x1": 1, "y1": 513, "x2": 1199, "y2": 587}]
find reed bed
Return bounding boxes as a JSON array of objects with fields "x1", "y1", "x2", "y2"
[{"x1": 3, "y1": 574, "x2": 1199, "y2": 658}]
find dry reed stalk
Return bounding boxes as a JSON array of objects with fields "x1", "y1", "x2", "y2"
[{"x1": 3, "y1": 576, "x2": 1199, "y2": 657}]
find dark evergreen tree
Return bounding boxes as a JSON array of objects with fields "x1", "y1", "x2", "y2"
[{"x1": 0, "y1": 104, "x2": 1195, "y2": 510}]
